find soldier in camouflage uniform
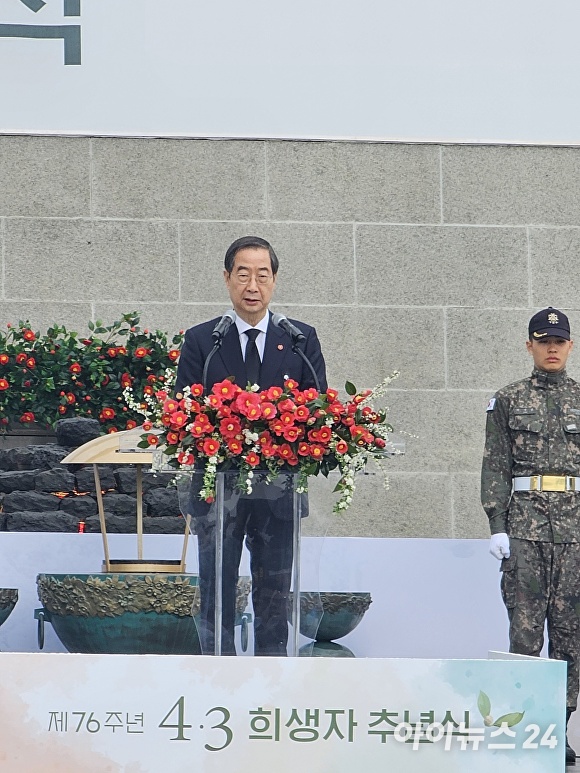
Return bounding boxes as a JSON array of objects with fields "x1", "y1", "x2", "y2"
[{"x1": 482, "y1": 307, "x2": 580, "y2": 766}]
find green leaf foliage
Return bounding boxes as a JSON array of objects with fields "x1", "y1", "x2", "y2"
[
  {"x1": 477, "y1": 691, "x2": 491, "y2": 718},
  {"x1": 493, "y1": 712, "x2": 525, "y2": 728}
]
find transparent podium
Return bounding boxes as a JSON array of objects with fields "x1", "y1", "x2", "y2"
[{"x1": 176, "y1": 470, "x2": 322, "y2": 657}]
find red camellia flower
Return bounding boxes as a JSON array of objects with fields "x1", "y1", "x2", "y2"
[
  {"x1": 108, "y1": 427, "x2": 119, "y2": 434},
  {"x1": 126, "y1": 420, "x2": 137, "y2": 430},
  {"x1": 244, "y1": 451, "x2": 260, "y2": 467},
  {"x1": 163, "y1": 398, "x2": 179, "y2": 413},
  {"x1": 353, "y1": 389, "x2": 373, "y2": 405},
  {"x1": 284, "y1": 378, "x2": 298, "y2": 390},
  {"x1": 235, "y1": 392, "x2": 262, "y2": 419},
  {"x1": 283, "y1": 425, "x2": 303, "y2": 442},
  {"x1": 220, "y1": 417, "x2": 242, "y2": 438},
  {"x1": 208, "y1": 394, "x2": 223, "y2": 409},
  {"x1": 328, "y1": 402, "x2": 344, "y2": 418},
  {"x1": 190, "y1": 384, "x2": 204, "y2": 397},
  {"x1": 212, "y1": 379, "x2": 238, "y2": 400},
  {"x1": 0, "y1": 378, "x2": 9, "y2": 390},
  {"x1": 19, "y1": 411, "x2": 35, "y2": 423},
  {"x1": 374, "y1": 437, "x2": 386, "y2": 449},
  {"x1": 142, "y1": 421, "x2": 153, "y2": 431},
  {"x1": 147, "y1": 434, "x2": 159, "y2": 446},
  {"x1": 309, "y1": 444, "x2": 326, "y2": 459},
  {"x1": 260, "y1": 443, "x2": 278, "y2": 458},
  {"x1": 22, "y1": 329, "x2": 36, "y2": 341},
  {"x1": 0, "y1": 417, "x2": 8, "y2": 425},
  {"x1": 0, "y1": 354, "x2": 9, "y2": 365},
  {"x1": 245, "y1": 403, "x2": 262, "y2": 420},
  {"x1": 166, "y1": 431, "x2": 180, "y2": 445},
  {"x1": 170, "y1": 411, "x2": 188, "y2": 429},
  {"x1": 203, "y1": 438, "x2": 220, "y2": 457},
  {"x1": 120, "y1": 372, "x2": 133, "y2": 388},
  {"x1": 168, "y1": 349, "x2": 180, "y2": 362},
  {"x1": 278, "y1": 398, "x2": 295, "y2": 414},
  {"x1": 107, "y1": 347, "x2": 117, "y2": 357},
  {"x1": 260, "y1": 402, "x2": 277, "y2": 419},
  {"x1": 177, "y1": 450, "x2": 195, "y2": 466},
  {"x1": 134, "y1": 347, "x2": 149, "y2": 358},
  {"x1": 227, "y1": 439, "x2": 243, "y2": 455},
  {"x1": 297, "y1": 441, "x2": 311, "y2": 456},
  {"x1": 65, "y1": 393, "x2": 76, "y2": 404},
  {"x1": 15, "y1": 353, "x2": 27, "y2": 364},
  {"x1": 69, "y1": 362, "x2": 81, "y2": 373},
  {"x1": 58, "y1": 405, "x2": 67, "y2": 414},
  {"x1": 326, "y1": 388, "x2": 339, "y2": 401},
  {"x1": 303, "y1": 388, "x2": 318, "y2": 401},
  {"x1": 270, "y1": 419, "x2": 285, "y2": 437},
  {"x1": 266, "y1": 386, "x2": 283, "y2": 401},
  {"x1": 147, "y1": 374, "x2": 157, "y2": 384},
  {"x1": 277, "y1": 443, "x2": 293, "y2": 459},
  {"x1": 191, "y1": 420, "x2": 212, "y2": 437},
  {"x1": 294, "y1": 405, "x2": 310, "y2": 422},
  {"x1": 335, "y1": 439, "x2": 349, "y2": 454},
  {"x1": 258, "y1": 430, "x2": 273, "y2": 446},
  {"x1": 143, "y1": 385, "x2": 154, "y2": 396},
  {"x1": 99, "y1": 407, "x2": 116, "y2": 421}
]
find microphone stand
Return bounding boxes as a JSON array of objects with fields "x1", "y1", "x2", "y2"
[
  {"x1": 201, "y1": 336, "x2": 224, "y2": 655},
  {"x1": 291, "y1": 340, "x2": 320, "y2": 392},
  {"x1": 202, "y1": 341, "x2": 221, "y2": 395}
]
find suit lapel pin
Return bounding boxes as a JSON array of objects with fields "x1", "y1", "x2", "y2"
[{"x1": 278, "y1": 344, "x2": 284, "y2": 350}]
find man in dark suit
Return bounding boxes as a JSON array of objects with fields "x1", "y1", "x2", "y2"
[{"x1": 175, "y1": 236, "x2": 327, "y2": 656}]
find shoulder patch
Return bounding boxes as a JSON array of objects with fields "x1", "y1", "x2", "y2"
[{"x1": 486, "y1": 397, "x2": 496, "y2": 412}]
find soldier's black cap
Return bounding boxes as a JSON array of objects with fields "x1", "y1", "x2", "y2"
[{"x1": 528, "y1": 307, "x2": 571, "y2": 341}]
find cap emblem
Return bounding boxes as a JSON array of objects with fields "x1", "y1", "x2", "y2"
[
  {"x1": 533, "y1": 331, "x2": 548, "y2": 338},
  {"x1": 548, "y1": 313, "x2": 559, "y2": 324}
]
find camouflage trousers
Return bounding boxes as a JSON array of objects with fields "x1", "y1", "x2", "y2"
[{"x1": 501, "y1": 538, "x2": 580, "y2": 709}]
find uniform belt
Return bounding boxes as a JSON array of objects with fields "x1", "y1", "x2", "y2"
[{"x1": 513, "y1": 475, "x2": 580, "y2": 492}]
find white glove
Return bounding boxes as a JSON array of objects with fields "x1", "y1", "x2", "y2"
[{"x1": 489, "y1": 533, "x2": 510, "y2": 560}]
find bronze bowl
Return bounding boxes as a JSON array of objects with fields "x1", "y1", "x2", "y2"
[
  {"x1": 289, "y1": 591, "x2": 372, "y2": 642},
  {"x1": 0, "y1": 588, "x2": 18, "y2": 627},
  {"x1": 36, "y1": 573, "x2": 251, "y2": 655}
]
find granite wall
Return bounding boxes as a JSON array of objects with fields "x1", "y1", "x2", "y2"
[{"x1": 2, "y1": 135, "x2": 579, "y2": 538}]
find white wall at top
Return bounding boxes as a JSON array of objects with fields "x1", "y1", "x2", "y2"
[{"x1": 1, "y1": 0, "x2": 580, "y2": 144}]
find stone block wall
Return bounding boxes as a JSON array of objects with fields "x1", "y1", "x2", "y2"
[
  {"x1": 0, "y1": 442, "x2": 182, "y2": 534},
  {"x1": 1, "y1": 135, "x2": 579, "y2": 538}
]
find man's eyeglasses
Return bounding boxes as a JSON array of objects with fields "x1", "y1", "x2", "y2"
[{"x1": 230, "y1": 272, "x2": 274, "y2": 285}]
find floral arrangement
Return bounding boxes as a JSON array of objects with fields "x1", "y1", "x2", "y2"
[
  {"x1": 0, "y1": 313, "x2": 183, "y2": 433},
  {"x1": 137, "y1": 374, "x2": 398, "y2": 513}
]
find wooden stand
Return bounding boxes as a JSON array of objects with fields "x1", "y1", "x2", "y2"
[{"x1": 61, "y1": 429, "x2": 190, "y2": 573}]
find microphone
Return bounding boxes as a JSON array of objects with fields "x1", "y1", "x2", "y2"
[
  {"x1": 271, "y1": 312, "x2": 305, "y2": 342},
  {"x1": 212, "y1": 310, "x2": 236, "y2": 342}
]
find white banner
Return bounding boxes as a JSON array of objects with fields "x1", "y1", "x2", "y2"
[
  {"x1": 2, "y1": 0, "x2": 580, "y2": 144},
  {"x1": 0, "y1": 652, "x2": 566, "y2": 772}
]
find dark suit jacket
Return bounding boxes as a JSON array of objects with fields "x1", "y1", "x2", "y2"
[
  {"x1": 175, "y1": 311, "x2": 328, "y2": 519},
  {"x1": 175, "y1": 312, "x2": 327, "y2": 395}
]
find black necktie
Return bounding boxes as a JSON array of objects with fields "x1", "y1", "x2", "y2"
[{"x1": 244, "y1": 329, "x2": 261, "y2": 387}]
